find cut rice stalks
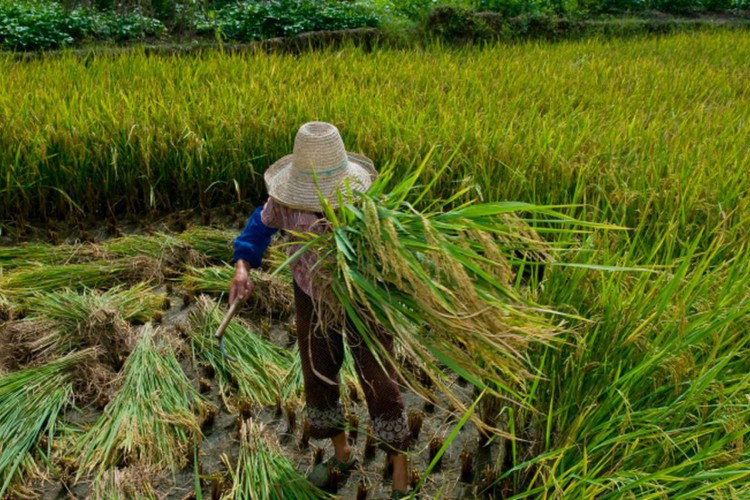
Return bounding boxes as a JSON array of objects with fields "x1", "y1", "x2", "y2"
[
  {"x1": 223, "y1": 419, "x2": 330, "y2": 500},
  {"x1": 90, "y1": 466, "x2": 161, "y2": 500},
  {"x1": 181, "y1": 265, "x2": 293, "y2": 316},
  {"x1": 188, "y1": 296, "x2": 292, "y2": 409},
  {"x1": 74, "y1": 324, "x2": 211, "y2": 477},
  {"x1": 0, "y1": 258, "x2": 163, "y2": 301},
  {"x1": 302, "y1": 161, "x2": 604, "y2": 422},
  {"x1": 0, "y1": 349, "x2": 94, "y2": 498},
  {"x1": 22, "y1": 284, "x2": 167, "y2": 366}
]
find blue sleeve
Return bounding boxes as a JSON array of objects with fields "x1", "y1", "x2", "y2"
[{"x1": 233, "y1": 206, "x2": 279, "y2": 268}]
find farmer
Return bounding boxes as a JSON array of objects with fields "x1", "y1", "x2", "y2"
[{"x1": 229, "y1": 122, "x2": 411, "y2": 498}]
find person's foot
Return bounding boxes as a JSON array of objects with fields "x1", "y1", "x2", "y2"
[{"x1": 306, "y1": 451, "x2": 358, "y2": 488}]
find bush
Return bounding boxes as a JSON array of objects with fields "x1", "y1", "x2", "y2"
[
  {"x1": 425, "y1": 5, "x2": 493, "y2": 41},
  {"x1": 195, "y1": 0, "x2": 380, "y2": 42},
  {"x1": 0, "y1": 2, "x2": 166, "y2": 50}
]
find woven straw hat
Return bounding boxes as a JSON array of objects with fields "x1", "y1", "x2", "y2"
[{"x1": 264, "y1": 122, "x2": 377, "y2": 211}]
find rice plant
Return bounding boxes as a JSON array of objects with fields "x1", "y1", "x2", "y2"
[
  {"x1": 74, "y1": 324, "x2": 211, "y2": 476},
  {"x1": 0, "y1": 349, "x2": 94, "y2": 497},
  {"x1": 223, "y1": 419, "x2": 331, "y2": 499},
  {"x1": 178, "y1": 227, "x2": 237, "y2": 263},
  {"x1": 180, "y1": 265, "x2": 293, "y2": 316},
  {"x1": 187, "y1": 296, "x2": 292, "y2": 408}
]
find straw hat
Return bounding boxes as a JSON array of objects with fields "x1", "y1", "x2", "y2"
[{"x1": 264, "y1": 122, "x2": 378, "y2": 211}]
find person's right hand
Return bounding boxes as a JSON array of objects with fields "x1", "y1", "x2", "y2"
[{"x1": 229, "y1": 259, "x2": 255, "y2": 304}]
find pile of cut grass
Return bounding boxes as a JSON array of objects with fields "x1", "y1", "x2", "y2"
[
  {"x1": 188, "y1": 296, "x2": 292, "y2": 408},
  {"x1": 181, "y1": 264, "x2": 294, "y2": 316},
  {"x1": 224, "y1": 419, "x2": 330, "y2": 500},
  {"x1": 74, "y1": 324, "x2": 211, "y2": 477},
  {"x1": 0, "y1": 349, "x2": 94, "y2": 497}
]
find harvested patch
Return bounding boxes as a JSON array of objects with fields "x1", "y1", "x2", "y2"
[
  {"x1": 181, "y1": 265, "x2": 294, "y2": 316},
  {"x1": 188, "y1": 296, "x2": 292, "y2": 409},
  {"x1": 74, "y1": 324, "x2": 211, "y2": 477},
  {"x1": 0, "y1": 349, "x2": 94, "y2": 498},
  {"x1": 225, "y1": 419, "x2": 330, "y2": 499},
  {"x1": 0, "y1": 258, "x2": 164, "y2": 301}
]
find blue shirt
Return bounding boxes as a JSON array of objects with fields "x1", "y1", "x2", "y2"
[{"x1": 233, "y1": 206, "x2": 278, "y2": 268}]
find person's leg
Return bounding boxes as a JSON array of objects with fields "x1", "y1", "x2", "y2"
[
  {"x1": 295, "y1": 282, "x2": 346, "y2": 442},
  {"x1": 346, "y1": 322, "x2": 410, "y2": 492}
]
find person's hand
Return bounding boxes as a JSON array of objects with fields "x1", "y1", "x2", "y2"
[{"x1": 229, "y1": 259, "x2": 255, "y2": 304}]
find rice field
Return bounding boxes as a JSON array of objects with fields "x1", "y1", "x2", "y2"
[{"x1": 1, "y1": 30, "x2": 749, "y2": 498}]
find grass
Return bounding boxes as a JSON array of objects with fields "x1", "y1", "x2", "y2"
[
  {"x1": 223, "y1": 419, "x2": 331, "y2": 500},
  {"x1": 0, "y1": 349, "x2": 94, "y2": 497},
  {"x1": 187, "y1": 296, "x2": 292, "y2": 408},
  {"x1": 74, "y1": 324, "x2": 211, "y2": 477}
]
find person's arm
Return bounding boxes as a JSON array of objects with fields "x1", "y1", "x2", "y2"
[{"x1": 230, "y1": 205, "x2": 278, "y2": 303}]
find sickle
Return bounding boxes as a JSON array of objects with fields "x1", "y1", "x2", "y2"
[{"x1": 214, "y1": 298, "x2": 241, "y2": 362}]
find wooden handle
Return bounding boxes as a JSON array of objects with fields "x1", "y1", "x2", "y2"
[{"x1": 214, "y1": 299, "x2": 241, "y2": 338}]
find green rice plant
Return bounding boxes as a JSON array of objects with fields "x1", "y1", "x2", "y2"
[
  {"x1": 74, "y1": 324, "x2": 211, "y2": 476},
  {"x1": 187, "y1": 296, "x2": 292, "y2": 408},
  {"x1": 0, "y1": 349, "x2": 93, "y2": 497},
  {"x1": 223, "y1": 419, "x2": 330, "y2": 500},
  {"x1": 180, "y1": 265, "x2": 294, "y2": 316},
  {"x1": 0, "y1": 258, "x2": 163, "y2": 300}
]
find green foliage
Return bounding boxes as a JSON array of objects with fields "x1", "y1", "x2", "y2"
[
  {"x1": 194, "y1": 0, "x2": 380, "y2": 42},
  {"x1": 0, "y1": 1, "x2": 164, "y2": 50}
]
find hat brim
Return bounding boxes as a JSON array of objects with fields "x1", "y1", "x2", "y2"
[{"x1": 264, "y1": 152, "x2": 378, "y2": 211}]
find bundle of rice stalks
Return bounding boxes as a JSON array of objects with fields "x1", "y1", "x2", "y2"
[
  {"x1": 0, "y1": 258, "x2": 163, "y2": 300},
  {"x1": 102, "y1": 233, "x2": 207, "y2": 274},
  {"x1": 74, "y1": 324, "x2": 211, "y2": 477},
  {"x1": 188, "y1": 296, "x2": 292, "y2": 408},
  {"x1": 0, "y1": 294, "x2": 15, "y2": 322},
  {"x1": 0, "y1": 242, "x2": 102, "y2": 271},
  {"x1": 90, "y1": 466, "x2": 160, "y2": 500},
  {"x1": 181, "y1": 265, "x2": 294, "y2": 316},
  {"x1": 305, "y1": 162, "x2": 601, "y2": 420},
  {"x1": 18, "y1": 284, "x2": 166, "y2": 372},
  {"x1": 0, "y1": 318, "x2": 62, "y2": 371},
  {"x1": 178, "y1": 227, "x2": 237, "y2": 263},
  {"x1": 0, "y1": 349, "x2": 94, "y2": 497},
  {"x1": 223, "y1": 419, "x2": 330, "y2": 500}
]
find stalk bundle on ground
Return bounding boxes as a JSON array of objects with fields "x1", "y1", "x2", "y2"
[
  {"x1": 74, "y1": 324, "x2": 210, "y2": 476},
  {"x1": 188, "y1": 296, "x2": 292, "y2": 408},
  {"x1": 181, "y1": 265, "x2": 293, "y2": 316},
  {"x1": 224, "y1": 419, "x2": 330, "y2": 500},
  {"x1": 0, "y1": 349, "x2": 94, "y2": 497},
  {"x1": 0, "y1": 259, "x2": 163, "y2": 300}
]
